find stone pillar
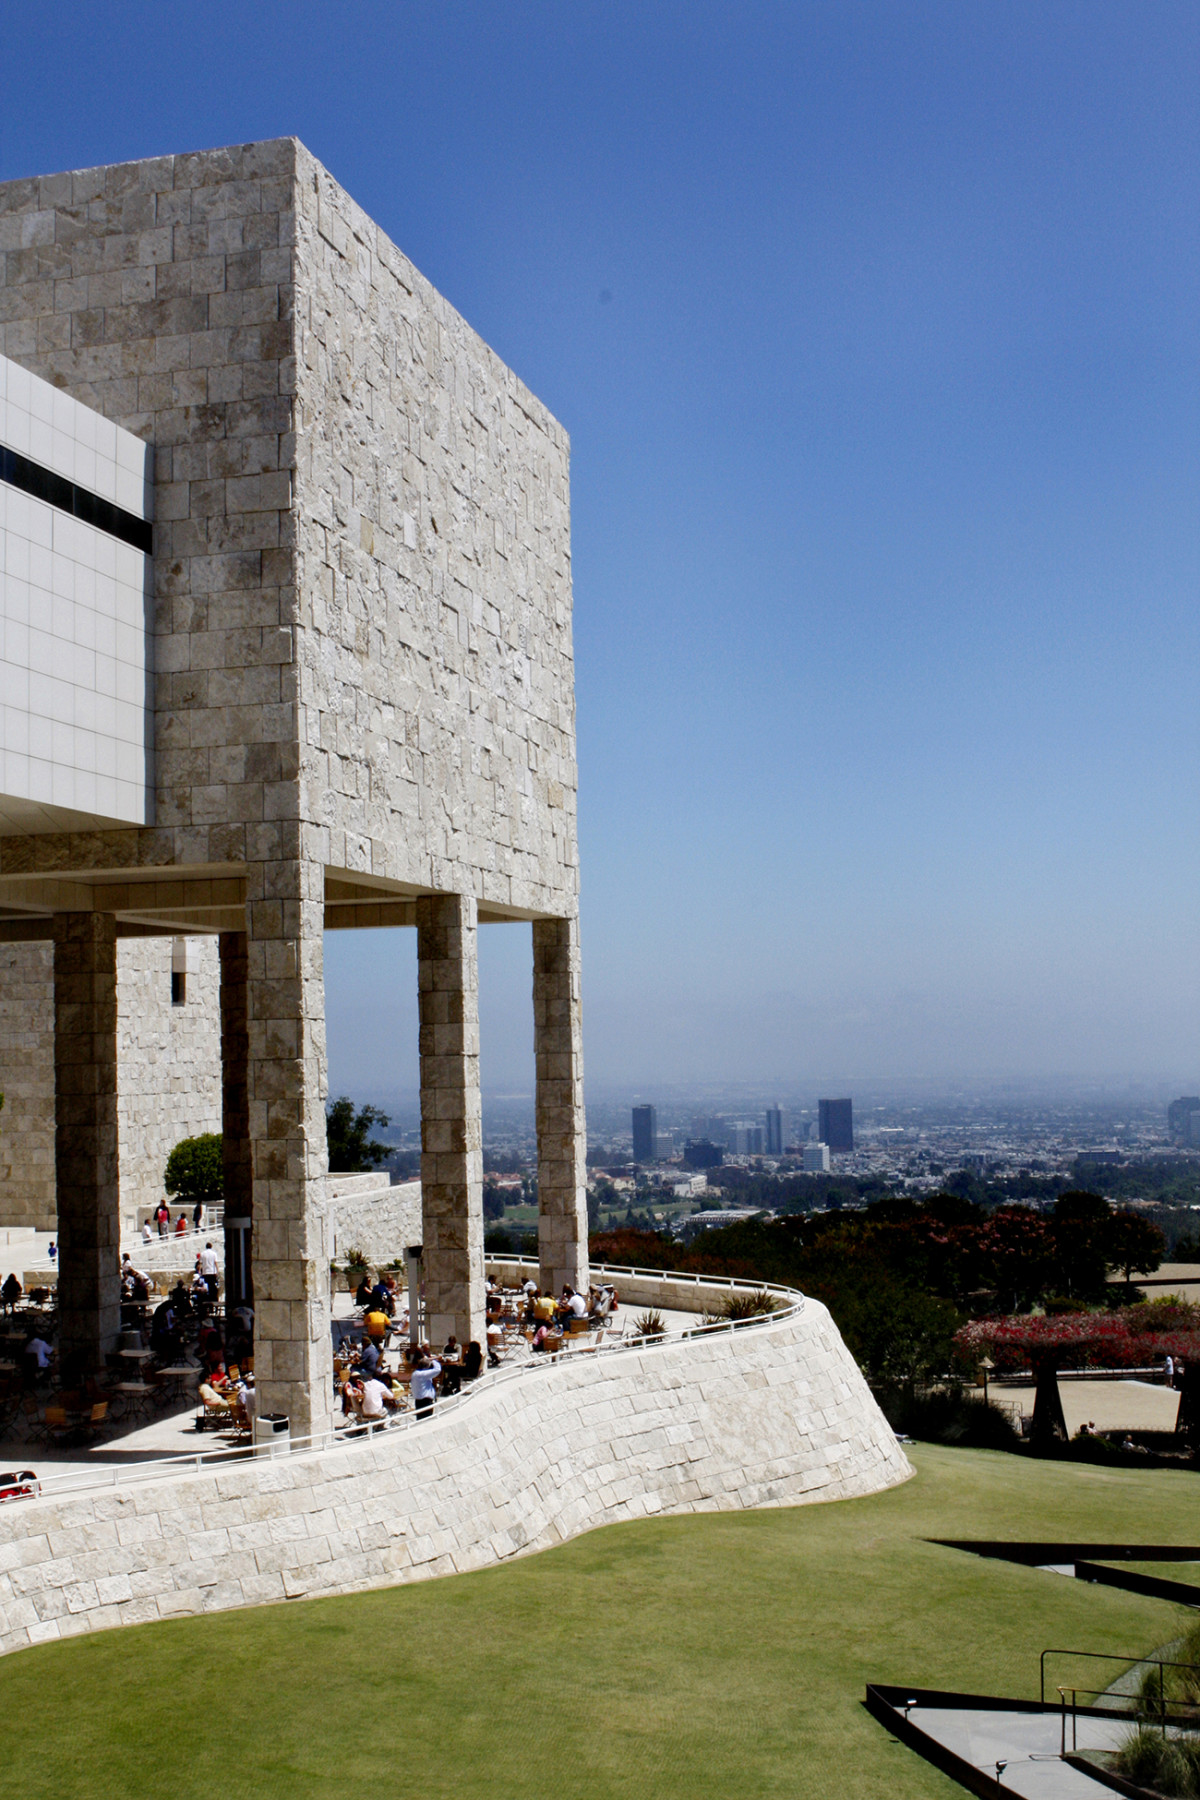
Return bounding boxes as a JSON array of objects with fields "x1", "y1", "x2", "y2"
[
  {"x1": 246, "y1": 862, "x2": 333, "y2": 1439},
  {"x1": 533, "y1": 914, "x2": 589, "y2": 1298},
  {"x1": 53, "y1": 912, "x2": 121, "y2": 1373},
  {"x1": 219, "y1": 930, "x2": 252, "y2": 1311},
  {"x1": 417, "y1": 892, "x2": 485, "y2": 1348}
]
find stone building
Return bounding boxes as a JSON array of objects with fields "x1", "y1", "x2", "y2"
[
  {"x1": 0, "y1": 935, "x2": 221, "y2": 1231},
  {"x1": 0, "y1": 137, "x2": 587, "y2": 1437}
]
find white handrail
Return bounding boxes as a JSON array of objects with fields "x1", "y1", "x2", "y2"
[{"x1": 17, "y1": 1271, "x2": 805, "y2": 1503}]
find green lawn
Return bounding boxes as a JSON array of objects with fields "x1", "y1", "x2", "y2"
[{"x1": 4, "y1": 1446, "x2": 1199, "y2": 1799}]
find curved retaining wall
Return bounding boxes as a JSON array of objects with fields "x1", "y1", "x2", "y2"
[{"x1": 0, "y1": 1298, "x2": 910, "y2": 1656}]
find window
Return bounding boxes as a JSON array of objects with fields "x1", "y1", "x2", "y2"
[{"x1": 171, "y1": 970, "x2": 186, "y2": 1006}]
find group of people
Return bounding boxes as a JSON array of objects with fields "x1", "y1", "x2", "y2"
[
  {"x1": 502, "y1": 1277, "x2": 617, "y2": 1350},
  {"x1": 338, "y1": 1335, "x2": 485, "y2": 1426},
  {"x1": 145, "y1": 1199, "x2": 206, "y2": 1239}
]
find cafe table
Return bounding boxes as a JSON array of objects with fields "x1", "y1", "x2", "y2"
[{"x1": 114, "y1": 1381, "x2": 155, "y2": 1421}]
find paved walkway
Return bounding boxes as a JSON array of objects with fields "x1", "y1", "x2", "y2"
[
  {"x1": 994, "y1": 1376, "x2": 1181, "y2": 1436},
  {"x1": 907, "y1": 1702, "x2": 1130, "y2": 1797}
]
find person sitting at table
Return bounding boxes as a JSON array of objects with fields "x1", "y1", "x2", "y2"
[
  {"x1": 22, "y1": 1331, "x2": 54, "y2": 1388},
  {"x1": 531, "y1": 1322, "x2": 551, "y2": 1353},
  {"x1": 358, "y1": 1375, "x2": 397, "y2": 1422},
  {"x1": 364, "y1": 1307, "x2": 390, "y2": 1345},
  {"x1": 190, "y1": 1269, "x2": 211, "y2": 1316},
  {"x1": 1, "y1": 1273, "x2": 21, "y2": 1315},
  {"x1": 440, "y1": 1336, "x2": 464, "y2": 1394},
  {"x1": 369, "y1": 1275, "x2": 395, "y2": 1317},
  {"x1": 462, "y1": 1340, "x2": 483, "y2": 1381},
  {"x1": 199, "y1": 1377, "x2": 232, "y2": 1412},
  {"x1": 485, "y1": 1321, "x2": 503, "y2": 1369},
  {"x1": 149, "y1": 1298, "x2": 179, "y2": 1361},
  {"x1": 532, "y1": 1290, "x2": 556, "y2": 1325},
  {"x1": 355, "y1": 1337, "x2": 382, "y2": 1380},
  {"x1": 556, "y1": 1288, "x2": 587, "y2": 1328},
  {"x1": 354, "y1": 1271, "x2": 373, "y2": 1308}
]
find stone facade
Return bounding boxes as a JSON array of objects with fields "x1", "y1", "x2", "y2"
[
  {"x1": 0, "y1": 1298, "x2": 910, "y2": 1657},
  {"x1": 0, "y1": 938, "x2": 220, "y2": 1232},
  {"x1": 0, "y1": 944, "x2": 55, "y2": 1227},
  {"x1": 0, "y1": 138, "x2": 586, "y2": 1431},
  {"x1": 115, "y1": 935, "x2": 221, "y2": 1223},
  {"x1": 326, "y1": 1177, "x2": 422, "y2": 1269}
]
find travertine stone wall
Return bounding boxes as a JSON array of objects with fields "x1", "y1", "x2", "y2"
[
  {"x1": 0, "y1": 945, "x2": 55, "y2": 1228},
  {"x1": 327, "y1": 1178, "x2": 422, "y2": 1268},
  {"x1": 0, "y1": 1300, "x2": 910, "y2": 1656},
  {"x1": 533, "y1": 915, "x2": 588, "y2": 1296},
  {"x1": 116, "y1": 935, "x2": 221, "y2": 1223},
  {"x1": 0, "y1": 939, "x2": 221, "y2": 1233},
  {"x1": 293, "y1": 148, "x2": 578, "y2": 913},
  {"x1": 53, "y1": 913, "x2": 120, "y2": 1365},
  {"x1": 417, "y1": 893, "x2": 485, "y2": 1347}
]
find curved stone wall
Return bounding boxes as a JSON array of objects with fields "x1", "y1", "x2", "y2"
[{"x1": 0, "y1": 1297, "x2": 909, "y2": 1656}]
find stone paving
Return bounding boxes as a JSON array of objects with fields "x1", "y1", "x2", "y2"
[{"x1": 906, "y1": 1702, "x2": 1129, "y2": 1798}]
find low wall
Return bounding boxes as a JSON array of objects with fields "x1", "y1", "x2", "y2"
[
  {"x1": 328, "y1": 1179, "x2": 421, "y2": 1267},
  {"x1": 0, "y1": 1296, "x2": 909, "y2": 1655},
  {"x1": 488, "y1": 1257, "x2": 779, "y2": 1317}
]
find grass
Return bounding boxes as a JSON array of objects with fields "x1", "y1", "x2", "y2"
[{"x1": 3, "y1": 1446, "x2": 1199, "y2": 1799}]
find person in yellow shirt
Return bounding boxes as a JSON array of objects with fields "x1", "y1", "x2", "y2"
[{"x1": 365, "y1": 1309, "x2": 389, "y2": 1343}]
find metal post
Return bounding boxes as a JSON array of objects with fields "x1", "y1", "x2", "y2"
[{"x1": 405, "y1": 1245, "x2": 423, "y2": 1347}]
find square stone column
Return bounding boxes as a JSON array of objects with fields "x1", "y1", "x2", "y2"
[
  {"x1": 533, "y1": 914, "x2": 589, "y2": 1298},
  {"x1": 417, "y1": 893, "x2": 485, "y2": 1348},
  {"x1": 219, "y1": 930, "x2": 252, "y2": 1311},
  {"x1": 53, "y1": 912, "x2": 121, "y2": 1373},
  {"x1": 247, "y1": 863, "x2": 333, "y2": 1440}
]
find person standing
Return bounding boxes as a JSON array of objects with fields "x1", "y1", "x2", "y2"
[
  {"x1": 409, "y1": 1353, "x2": 441, "y2": 1421},
  {"x1": 198, "y1": 1240, "x2": 221, "y2": 1307},
  {"x1": 192, "y1": 1199, "x2": 204, "y2": 1231}
]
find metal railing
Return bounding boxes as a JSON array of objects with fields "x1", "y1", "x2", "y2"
[
  {"x1": 1041, "y1": 1647, "x2": 1200, "y2": 1746},
  {"x1": 9, "y1": 1266, "x2": 805, "y2": 1504}
]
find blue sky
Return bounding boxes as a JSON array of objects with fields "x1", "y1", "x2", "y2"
[{"x1": 4, "y1": 2, "x2": 1199, "y2": 1098}]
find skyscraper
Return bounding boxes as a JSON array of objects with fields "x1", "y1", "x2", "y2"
[
  {"x1": 1168, "y1": 1098, "x2": 1200, "y2": 1141},
  {"x1": 764, "y1": 1107, "x2": 784, "y2": 1155},
  {"x1": 818, "y1": 1098, "x2": 854, "y2": 1153},
  {"x1": 632, "y1": 1105, "x2": 658, "y2": 1162}
]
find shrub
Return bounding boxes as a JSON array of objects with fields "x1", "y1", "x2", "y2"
[
  {"x1": 697, "y1": 1289, "x2": 783, "y2": 1328},
  {"x1": 164, "y1": 1133, "x2": 223, "y2": 1207},
  {"x1": 1117, "y1": 1724, "x2": 1200, "y2": 1796},
  {"x1": 634, "y1": 1310, "x2": 666, "y2": 1341},
  {"x1": 882, "y1": 1389, "x2": 1021, "y2": 1452}
]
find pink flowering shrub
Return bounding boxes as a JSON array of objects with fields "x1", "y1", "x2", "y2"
[{"x1": 955, "y1": 1312, "x2": 1200, "y2": 1374}]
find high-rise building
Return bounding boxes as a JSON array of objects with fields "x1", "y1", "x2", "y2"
[
  {"x1": 1168, "y1": 1097, "x2": 1200, "y2": 1142},
  {"x1": 729, "y1": 1122, "x2": 764, "y2": 1155},
  {"x1": 632, "y1": 1105, "x2": 658, "y2": 1162},
  {"x1": 818, "y1": 1097, "x2": 854, "y2": 1153},
  {"x1": 803, "y1": 1143, "x2": 831, "y2": 1173},
  {"x1": 764, "y1": 1107, "x2": 784, "y2": 1155}
]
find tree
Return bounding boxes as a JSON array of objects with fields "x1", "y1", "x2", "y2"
[
  {"x1": 1105, "y1": 1210, "x2": 1165, "y2": 1289},
  {"x1": 325, "y1": 1096, "x2": 390, "y2": 1173},
  {"x1": 483, "y1": 1181, "x2": 507, "y2": 1222},
  {"x1": 164, "y1": 1133, "x2": 223, "y2": 1208},
  {"x1": 1051, "y1": 1191, "x2": 1112, "y2": 1300}
]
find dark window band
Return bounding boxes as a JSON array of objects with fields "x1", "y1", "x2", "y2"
[{"x1": 0, "y1": 444, "x2": 152, "y2": 554}]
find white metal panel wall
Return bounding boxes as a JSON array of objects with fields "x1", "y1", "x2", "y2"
[{"x1": 0, "y1": 352, "x2": 152, "y2": 832}]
